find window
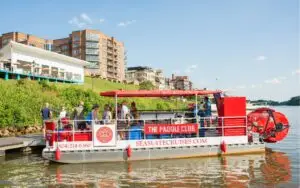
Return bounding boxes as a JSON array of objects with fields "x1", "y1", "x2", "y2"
[
  {"x1": 73, "y1": 74, "x2": 82, "y2": 81},
  {"x1": 86, "y1": 42, "x2": 98, "y2": 48},
  {"x1": 73, "y1": 36, "x2": 80, "y2": 42},
  {"x1": 73, "y1": 49, "x2": 80, "y2": 56},
  {"x1": 62, "y1": 45, "x2": 68, "y2": 51},
  {"x1": 86, "y1": 49, "x2": 99, "y2": 55},
  {"x1": 66, "y1": 72, "x2": 73, "y2": 80},
  {"x1": 44, "y1": 43, "x2": 52, "y2": 51},
  {"x1": 86, "y1": 33, "x2": 99, "y2": 41},
  {"x1": 86, "y1": 55, "x2": 99, "y2": 62},
  {"x1": 73, "y1": 43, "x2": 80, "y2": 48}
]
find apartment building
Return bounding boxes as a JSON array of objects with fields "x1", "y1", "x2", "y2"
[
  {"x1": 171, "y1": 74, "x2": 193, "y2": 90},
  {"x1": 53, "y1": 29, "x2": 125, "y2": 82},
  {"x1": 126, "y1": 66, "x2": 166, "y2": 89},
  {"x1": 165, "y1": 78, "x2": 175, "y2": 90},
  {"x1": 0, "y1": 32, "x2": 52, "y2": 50}
]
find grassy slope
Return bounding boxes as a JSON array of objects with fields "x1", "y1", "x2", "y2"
[
  {"x1": 0, "y1": 78, "x2": 187, "y2": 127},
  {"x1": 83, "y1": 77, "x2": 138, "y2": 92}
]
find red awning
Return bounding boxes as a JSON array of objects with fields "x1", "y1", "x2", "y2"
[{"x1": 100, "y1": 90, "x2": 222, "y2": 97}]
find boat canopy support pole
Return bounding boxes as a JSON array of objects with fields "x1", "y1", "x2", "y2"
[
  {"x1": 195, "y1": 94, "x2": 199, "y2": 136},
  {"x1": 115, "y1": 94, "x2": 118, "y2": 120}
]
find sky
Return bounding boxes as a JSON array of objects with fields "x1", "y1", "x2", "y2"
[{"x1": 0, "y1": 0, "x2": 299, "y2": 101}]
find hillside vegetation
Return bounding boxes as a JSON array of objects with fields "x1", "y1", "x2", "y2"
[
  {"x1": 251, "y1": 96, "x2": 300, "y2": 106},
  {"x1": 0, "y1": 78, "x2": 186, "y2": 128}
]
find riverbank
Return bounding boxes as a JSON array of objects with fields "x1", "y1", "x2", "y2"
[{"x1": 0, "y1": 125, "x2": 42, "y2": 137}]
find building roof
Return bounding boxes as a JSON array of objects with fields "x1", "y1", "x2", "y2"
[
  {"x1": 127, "y1": 66, "x2": 153, "y2": 71},
  {"x1": 0, "y1": 41, "x2": 89, "y2": 66},
  {"x1": 100, "y1": 89, "x2": 222, "y2": 97}
]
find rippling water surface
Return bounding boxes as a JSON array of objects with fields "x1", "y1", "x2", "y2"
[{"x1": 0, "y1": 106, "x2": 299, "y2": 187}]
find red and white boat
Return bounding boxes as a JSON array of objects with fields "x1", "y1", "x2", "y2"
[{"x1": 42, "y1": 90, "x2": 290, "y2": 163}]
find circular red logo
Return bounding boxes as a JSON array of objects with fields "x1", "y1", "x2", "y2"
[{"x1": 96, "y1": 127, "x2": 113, "y2": 143}]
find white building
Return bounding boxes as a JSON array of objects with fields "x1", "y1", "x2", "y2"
[{"x1": 0, "y1": 41, "x2": 88, "y2": 83}]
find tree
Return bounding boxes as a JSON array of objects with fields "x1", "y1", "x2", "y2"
[{"x1": 139, "y1": 81, "x2": 156, "y2": 90}]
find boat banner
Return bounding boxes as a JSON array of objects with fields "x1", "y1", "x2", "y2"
[
  {"x1": 93, "y1": 124, "x2": 116, "y2": 147},
  {"x1": 144, "y1": 123, "x2": 198, "y2": 135}
]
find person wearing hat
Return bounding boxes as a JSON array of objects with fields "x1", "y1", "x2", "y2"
[{"x1": 83, "y1": 104, "x2": 100, "y2": 130}]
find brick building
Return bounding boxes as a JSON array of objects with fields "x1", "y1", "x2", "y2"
[
  {"x1": 0, "y1": 32, "x2": 52, "y2": 50},
  {"x1": 53, "y1": 29, "x2": 125, "y2": 82},
  {"x1": 171, "y1": 74, "x2": 193, "y2": 90}
]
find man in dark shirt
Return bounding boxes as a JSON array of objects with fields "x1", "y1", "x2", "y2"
[{"x1": 41, "y1": 103, "x2": 52, "y2": 120}]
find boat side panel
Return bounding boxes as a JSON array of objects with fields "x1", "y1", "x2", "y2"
[{"x1": 43, "y1": 143, "x2": 265, "y2": 163}]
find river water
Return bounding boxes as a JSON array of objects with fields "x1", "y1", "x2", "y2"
[{"x1": 0, "y1": 106, "x2": 299, "y2": 187}]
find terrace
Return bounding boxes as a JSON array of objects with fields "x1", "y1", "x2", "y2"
[{"x1": 0, "y1": 41, "x2": 88, "y2": 83}]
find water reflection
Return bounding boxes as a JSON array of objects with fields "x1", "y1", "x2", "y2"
[{"x1": 31, "y1": 148, "x2": 290, "y2": 187}]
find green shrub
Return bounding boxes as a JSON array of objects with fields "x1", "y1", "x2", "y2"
[{"x1": 0, "y1": 79, "x2": 187, "y2": 128}]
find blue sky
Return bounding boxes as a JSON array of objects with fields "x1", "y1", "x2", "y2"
[{"x1": 1, "y1": 0, "x2": 299, "y2": 101}]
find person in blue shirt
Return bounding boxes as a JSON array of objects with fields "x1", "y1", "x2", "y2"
[
  {"x1": 83, "y1": 104, "x2": 100, "y2": 130},
  {"x1": 204, "y1": 96, "x2": 212, "y2": 116},
  {"x1": 41, "y1": 103, "x2": 52, "y2": 121},
  {"x1": 204, "y1": 96, "x2": 212, "y2": 127},
  {"x1": 197, "y1": 101, "x2": 206, "y2": 137}
]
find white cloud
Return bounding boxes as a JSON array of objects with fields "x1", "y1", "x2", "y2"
[
  {"x1": 68, "y1": 17, "x2": 86, "y2": 28},
  {"x1": 256, "y1": 55, "x2": 267, "y2": 61},
  {"x1": 292, "y1": 69, "x2": 300, "y2": 75},
  {"x1": 251, "y1": 84, "x2": 256, "y2": 88},
  {"x1": 184, "y1": 64, "x2": 198, "y2": 73},
  {"x1": 264, "y1": 76, "x2": 287, "y2": 84},
  {"x1": 117, "y1": 20, "x2": 136, "y2": 27},
  {"x1": 264, "y1": 78, "x2": 281, "y2": 84},
  {"x1": 80, "y1": 13, "x2": 92, "y2": 24},
  {"x1": 69, "y1": 13, "x2": 104, "y2": 28}
]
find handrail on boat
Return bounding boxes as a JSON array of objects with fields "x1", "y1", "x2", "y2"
[{"x1": 44, "y1": 115, "x2": 248, "y2": 145}]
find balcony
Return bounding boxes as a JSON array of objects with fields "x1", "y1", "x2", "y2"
[
  {"x1": 107, "y1": 56, "x2": 113, "y2": 60},
  {"x1": 107, "y1": 50, "x2": 113, "y2": 54}
]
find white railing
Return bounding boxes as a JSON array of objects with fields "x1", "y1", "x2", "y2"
[{"x1": 44, "y1": 116, "x2": 248, "y2": 146}]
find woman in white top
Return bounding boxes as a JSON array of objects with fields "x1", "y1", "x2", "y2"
[
  {"x1": 102, "y1": 105, "x2": 112, "y2": 124},
  {"x1": 59, "y1": 106, "x2": 67, "y2": 119}
]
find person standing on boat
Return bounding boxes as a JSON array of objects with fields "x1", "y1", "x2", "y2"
[
  {"x1": 41, "y1": 102, "x2": 52, "y2": 121},
  {"x1": 121, "y1": 101, "x2": 130, "y2": 120},
  {"x1": 41, "y1": 102, "x2": 52, "y2": 138},
  {"x1": 198, "y1": 101, "x2": 206, "y2": 137},
  {"x1": 119, "y1": 101, "x2": 131, "y2": 140},
  {"x1": 73, "y1": 101, "x2": 85, "y2": 129},
  {"x1": 59, "y1": 106, "x2": 67, "y2": 119},
  {"x1": 130, "y1": 102, "x2": 139, "y2": 120},
  {"x1": 84, "y1": 104, "x2": 100, "y2": 130},
  {"x1": 204, "y1": 96, "x2": 212, "y2": 127},
  {"x1": 102, "y1": 104, "x2": 112, "y2": 124}
]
